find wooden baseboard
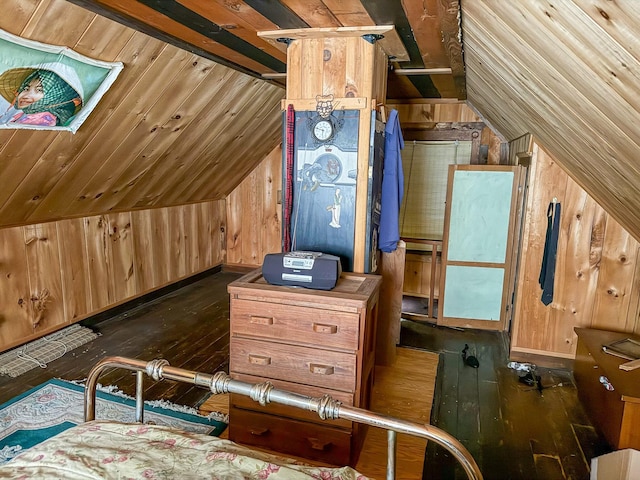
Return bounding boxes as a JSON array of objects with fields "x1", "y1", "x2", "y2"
[{"x1": 509, "y1": 349, "x2": 575, "y2": 369}]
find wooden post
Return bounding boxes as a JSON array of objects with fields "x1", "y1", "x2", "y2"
[{"x1": 376, "y1": 240, "x2": 406, "y2": 366}]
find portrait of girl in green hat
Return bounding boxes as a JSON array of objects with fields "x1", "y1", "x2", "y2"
[{"x1": 0, "y1": 62, "x2": 83, "y2": 127}]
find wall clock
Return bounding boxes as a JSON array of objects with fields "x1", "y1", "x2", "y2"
[{"x1": 312, "y1": 117, "x2": 335, "y2": 142}]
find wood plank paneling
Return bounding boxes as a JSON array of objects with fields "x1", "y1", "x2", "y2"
[
  {"x1": 0, "y1": 0, "x2": 284, "y2": 228},
  {"x1": 0, "y1": 200, "x2": 225, "y2": 353},
  {"x1": 0, "y1": 228, "x2": 32, "y2": 347},
  {"x1": 226, "y1": 145, "x2": 282, "y2": 266},
  {"x1": 511, "y1": 143, "x2": 640, "y2": 360},
  {"x1": 23, "y1": 223, "x2": 65, "y2": 331},
  {"x1": 57, "y1": 217, "x2": 91, "y2": 321}
]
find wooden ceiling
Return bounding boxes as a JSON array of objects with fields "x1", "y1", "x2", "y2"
[
  {"x1": 66, "y1": 0, "x2": 466, "y2": 100},
  {"x1": 462, "y1": 0, "x2": 640, "y2": 243}
]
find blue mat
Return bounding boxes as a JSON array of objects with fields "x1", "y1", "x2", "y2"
[{"x1": 0, "y1": 378, "x2": 227, "y2": 464}]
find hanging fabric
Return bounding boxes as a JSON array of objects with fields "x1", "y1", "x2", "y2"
[
  {"x1": 283, "y1": 104, "x2": 295, "y2": 252},
  {"x1": 378, "y1": 108, "x2": 405, "y2": 253},
  {"x1": 539, "y1": 200, "x2": 561, "y2": 305}
]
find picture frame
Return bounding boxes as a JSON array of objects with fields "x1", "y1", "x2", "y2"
[{"x1": 0, "y1": 28, "x2": 123, "y2": 133}]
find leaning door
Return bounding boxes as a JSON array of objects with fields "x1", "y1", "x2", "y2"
[{"x1": 438, "y1": 165, "x2": 523, "y2": 330}]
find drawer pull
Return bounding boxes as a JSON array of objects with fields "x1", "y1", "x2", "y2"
[
  {"x1": 307, "y1": 437, "x2": 331, "y2": 451},
  {"x1": 310, "y1": 363, "x2": 334, "y2": 375},
  {"x1": 312, "y1": 323, "x2": 338, "y2": 334},
  {"x1": 250, "y1": 315, "x2": 274, "y2": 325},
  {"x1": 249, "y1": 354, "x2": 271, "y2": 366},
  {"x1": 250, "y1": 427, "x2": 270, "y2": 436}
]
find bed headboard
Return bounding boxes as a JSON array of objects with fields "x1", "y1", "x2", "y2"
[{"x1": 84, "y1": 356, "x2": 482, "y2": 480}]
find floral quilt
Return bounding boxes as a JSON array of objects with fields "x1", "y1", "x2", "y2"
[{"x1": 0, "y1": 420, "x2": 369, "y2": 479}]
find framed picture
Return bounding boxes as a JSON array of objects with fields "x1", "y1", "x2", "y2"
[{"x1": 0, "y1": 28, "x2": 123, "y2": 133}]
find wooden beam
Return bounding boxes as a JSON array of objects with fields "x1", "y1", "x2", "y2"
[
  {"x1": 437, "y1": 0, "x2": 467, "y2": 99},
  {"x1": 258, "y1": 25, "x2": 409, "y2": 61}
]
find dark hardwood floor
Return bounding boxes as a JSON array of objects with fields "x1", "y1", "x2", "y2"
[
  {"x1": 0, "y1": 270, "x2": 612, "y2": 480},
  {"x1": 400, "y1": 319, "x2": 611, "y2": 480},
  {"x1": 0, "y1": 269, "x2": 244, "y2": 407}
]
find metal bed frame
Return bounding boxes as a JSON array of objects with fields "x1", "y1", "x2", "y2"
[{"x1": 84, "y1": 356, "x2": 483, "y2": 480}]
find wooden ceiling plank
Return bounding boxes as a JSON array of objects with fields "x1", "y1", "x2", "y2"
[
  {"x1": 115, "y1": 71, "x2": 257, "y2": 209},
  {"x1": 66, "y1": 53, "x2": 218, "y2": 215},
  {"x1": 498, "y1": 1, "x2": 640, "y2": 119},
  {"x1": 280, "y1": 0, "x2": 342, "y2": 28},
  {"x1": 102, "y1": 63, "x2": 236, "y2": 211},
  {"x1": 71, "y1": 0, "x2": 281, "y2": 75},
  {"x1": 165, "y1": 82, "x2": 283, "y2": 203},
  {"x1": 123, "y1": 76, "x2": 269, "y2": 208},
  {"x1": 74, "y1": 13, "x2": 137, "y2": 59},
  {"x1": 583, "y1": 0, "x2": 640, "y2": 57},
  {"x1": 436, "y1": 0, "x2": 465, "y2": 99},
  {"x1": 133, "y1": 0, "x2": 286, "y2": 72},
  {"x1": 401, "y1": 0, "x2": 450, "y2": 67},
  {"x1": 21, "y1": 0, "x2": 96, "y2": 44},
  {"x1": 464, "y1": 2, "x2": 640, "y2": 178},
  {"x1": 28, "y1": 45, "x2": 193, "y2": 221},
  {"x1": 4, "y1": 0, "x2": 40, "y2": 32},
  {"x1": 321, "y1": 0, "x2": 374, "y2": 26},
  {"x1": 176, "y1": 0, "x2": 287, "y2": 62},
  {"x1": 243, "y1": 0, "x2": 308, "y2": 29},
  {"x1": 28, "y1": 33, "x2": 172, "y2": 220},
  {"x1": 463, "y1": 25, "x2": 640, "y2": 240},
  {"x1": 183, "y1": 88, "x2": 284, "y2": 201}
]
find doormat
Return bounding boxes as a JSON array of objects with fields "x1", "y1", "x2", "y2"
[
  {"x1": 0, "y1": 378, "x2": 228, "y2": 464},
  {"x1": 0, "y1": 324, "x2": 99, "y2": 377}
]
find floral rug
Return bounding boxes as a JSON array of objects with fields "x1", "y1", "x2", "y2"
[{"x1": 0, "y1": 378, "x2": 227, "y2": 464}]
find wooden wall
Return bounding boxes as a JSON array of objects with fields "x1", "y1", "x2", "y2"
[
  {"x1": 0, "y1": 201, "x2": 225, "y2": 352},
  {"x1": 226, "y1": 145, "x2": 282, "y2": 267},
  {"x1": 387, "y1": 101, "x2": 504, "y2": 164},
  {"x1": 0, "y1": 0, "x2": 284, "y2": 228},
  {"x1": 511, "y1": 142, "x2": 640, "y2": 361}
]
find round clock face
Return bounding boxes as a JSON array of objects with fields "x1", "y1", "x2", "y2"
[{"x1": 312, "y1": 119, "x2": 334, "y2": 142}]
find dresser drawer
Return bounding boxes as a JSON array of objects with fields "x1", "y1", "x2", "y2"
[
  {"x1": 230, "y1": 298, "x2": 361, "y2": 350},
  {"x1": 229, "y1": 406, "x2": 353, "y2": 466},
  {"x1": 230, "y1": 337, "x2": 357, "y2": 392},
  {"x1": 230, "y1": 373, "x2": 354, "y2": 428},
  {"x1": 574, "y1": 340, "x2": 625, "y2": 448}
]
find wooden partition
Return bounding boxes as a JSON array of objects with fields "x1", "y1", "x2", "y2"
[
  {"x1": 0, "y1": 200, "x2": 225, "y2": 353},
  {"x1": 226, "y1": 146, "x2": 283, "y2": 267},
  {"x1": 510, "y1": 142, "x2": 640, "y2": 362}
]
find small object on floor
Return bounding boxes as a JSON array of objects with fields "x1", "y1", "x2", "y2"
[
  {"x1": 509, "y1": 361, "x2": 544, "y2": 393},
  {"x1": 462, "y1": 343, "x2": 480, "y2": 368},
  {"x1": 507, "y1": 361, "x2": 536, "y2": 372}
]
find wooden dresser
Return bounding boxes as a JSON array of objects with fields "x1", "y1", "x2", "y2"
[
  {"x1": 227, "y1": 268, "x2": 381, "y2": 466},
  {"x1": 574, "y1": 327, "x2": 640, "y2": 450}
]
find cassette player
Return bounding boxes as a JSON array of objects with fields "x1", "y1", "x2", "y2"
[{"x1": 262, "y1": 251, "x2": 342, "y2": 290}]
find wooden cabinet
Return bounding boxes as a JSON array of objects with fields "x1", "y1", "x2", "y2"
[
  {"x1": 573, "y1": 328, "x2": 640, "y2": 450},
  {"x1": 228, "y1": 269, "x2": 381, "y2": 466}
]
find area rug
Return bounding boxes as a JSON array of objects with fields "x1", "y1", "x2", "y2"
[{"x1": 0, "y1": 378, "x2": 227, "y2": 465}]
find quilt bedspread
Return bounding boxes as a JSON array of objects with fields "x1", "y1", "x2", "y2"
[{"x1": 0, "y1": 420, "x2": 369, "y2": 479}]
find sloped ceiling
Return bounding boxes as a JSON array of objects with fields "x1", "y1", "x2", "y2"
[
  {"x1": 462, "y1": 0, "x2": 640, "y2": 242},
  {"x1": 0, "y1": 0, "x2": 285, "y2": 228}
]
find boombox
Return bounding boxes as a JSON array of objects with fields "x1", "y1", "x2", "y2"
[{"x1": 262, "y1": 251, "x2": 342, "y2": 290}]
